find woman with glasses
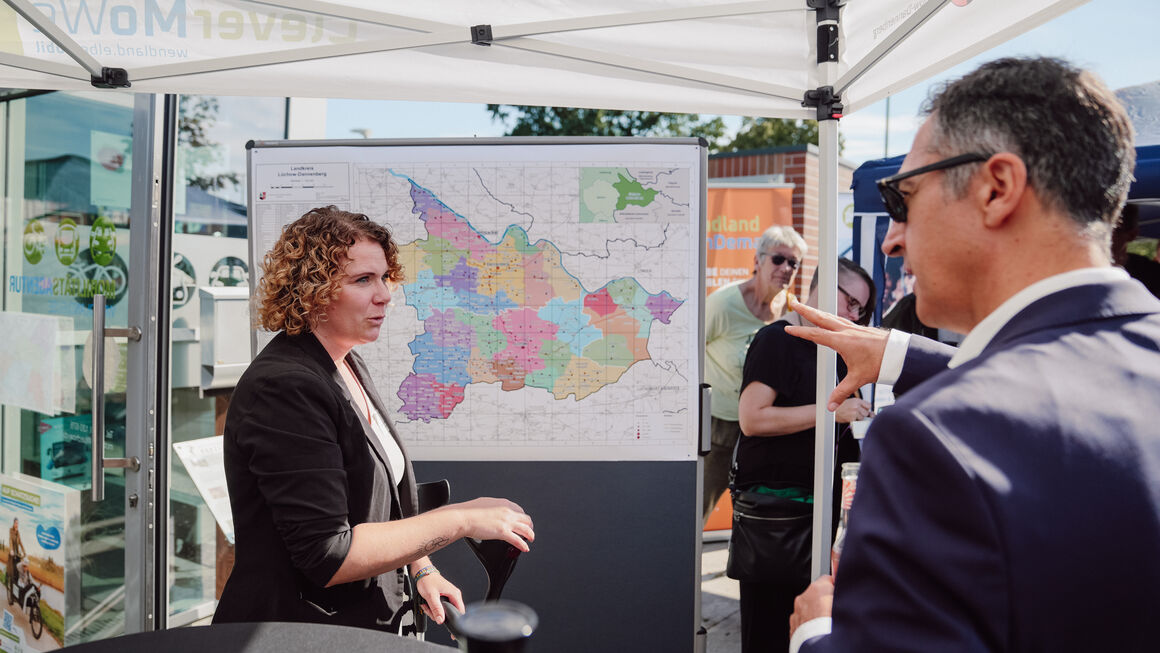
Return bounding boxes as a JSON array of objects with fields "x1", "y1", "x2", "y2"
[
  {"x1": 703, "y1": 227, "x2": 807, "y2": 522},
  {"x1": 731, "y1": 256, "x2": 875, "y2": 653}
]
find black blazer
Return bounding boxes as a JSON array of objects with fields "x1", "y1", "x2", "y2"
[{"x1": 214, "y1": 331, "x2": 419, "y2": 630}]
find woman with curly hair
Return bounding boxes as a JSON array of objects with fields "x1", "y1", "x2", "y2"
[{"x1": 214, "y1": 206, "x2": 534, "y2": 635}]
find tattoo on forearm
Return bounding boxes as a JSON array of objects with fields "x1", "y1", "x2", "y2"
[{"x1": 416, "y1": 536, "x2": 449, "y2": 555}]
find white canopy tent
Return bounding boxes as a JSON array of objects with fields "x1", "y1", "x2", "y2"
[
  {"x1": 1, "y1": 0, "x2": 1087, "y2": 580},
  {"x1": 0, "y1": 0, "x2": 1084, "y2": 115}
]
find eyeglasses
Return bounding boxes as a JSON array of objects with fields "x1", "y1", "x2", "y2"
[
  {"x1": 876, "y1": 153, "x2": 991, "y2": 223},
  {"x1": 837, "y1": 285, "x2": 865, "y2": 320},
  {"x1": 761, "y1": 253, "x2": 799, "y2": 270}
]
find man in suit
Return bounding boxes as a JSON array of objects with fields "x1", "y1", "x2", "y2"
[{"x1": 785, "y1": 57, "x2": 1160, "y2": 652}]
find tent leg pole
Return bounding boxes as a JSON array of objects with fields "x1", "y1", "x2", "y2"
[{"x1": 811, "y1": 118, "x2": 840, "y2": 580}]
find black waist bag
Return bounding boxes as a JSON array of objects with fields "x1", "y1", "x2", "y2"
[{"x1": 725, "y1": 487, "x2": 813, "y2": 585}]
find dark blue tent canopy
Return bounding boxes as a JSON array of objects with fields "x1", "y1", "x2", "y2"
[
  {"x1": 1133, "y1": 144, "x2": 1160, "y2": 200},
  {"x1": 852, "y1": 144, "x2": 1160, "y2": 237},
  {"x1": 1133, "y1": 145, "x2": 1160, "y2": 238},
  {"x1": 851, "y1": 154, "x2": 904, "y2": 215}
]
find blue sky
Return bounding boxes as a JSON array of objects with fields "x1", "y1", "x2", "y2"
[{"x1": 324, "y1": 0, "x2": 1159, "y2": 167}]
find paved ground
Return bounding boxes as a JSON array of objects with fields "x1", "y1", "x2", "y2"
[{"x1": 701, "y1": 538, "x2": 741, "y2": 652}]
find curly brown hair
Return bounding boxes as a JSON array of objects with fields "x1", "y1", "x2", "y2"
[{"x1": 257, "y1": 206, "x2": 403, "y2": 335}]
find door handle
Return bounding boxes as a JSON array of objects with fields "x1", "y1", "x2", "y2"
[{"x1": 91, "y1": 294, "x2": 142, "y2": 502}]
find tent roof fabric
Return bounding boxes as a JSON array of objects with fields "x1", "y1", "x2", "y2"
[{"x1": 0, "y1": 0, "x2": 1086, "y2": 118}]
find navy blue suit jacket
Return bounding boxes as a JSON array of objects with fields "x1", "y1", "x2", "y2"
[{"x1": 803, "y1": 279, "x2": 1160, "y2": 652}]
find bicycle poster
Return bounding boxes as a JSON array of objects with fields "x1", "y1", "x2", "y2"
[{"x1": 0, "y1": 474, "x2": 80, "y2": 652}]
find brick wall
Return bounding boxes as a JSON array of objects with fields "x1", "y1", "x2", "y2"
[{"x1": 709, "y1": 146, "x2": 855, "y2": 298}]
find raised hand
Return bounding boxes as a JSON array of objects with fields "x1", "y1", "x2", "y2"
[{"x1": 784, "y1": 294, "x2": 890, "y2": 411}]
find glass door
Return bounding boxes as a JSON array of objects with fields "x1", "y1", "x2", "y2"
[
  {"x1": 165, "y1": 93, "x2": 285, "y2": 626},
  {"x1": 0, "y1": 90, "x2": 163, "y2": 647}
]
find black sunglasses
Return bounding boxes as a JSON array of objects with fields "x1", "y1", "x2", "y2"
[
  {"x1": 763, "y1": 253, "x2": 799, "y2": 270},
  {"x1": 876, "y1": 152, "x2": 991, "y2": 223}
]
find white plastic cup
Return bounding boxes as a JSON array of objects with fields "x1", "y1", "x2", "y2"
[{"x1": 849, "y1": 418, "x2": 871, "y2": 440}]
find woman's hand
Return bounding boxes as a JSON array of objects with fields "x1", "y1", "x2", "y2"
[
  {"x1": 416, "y1": 571, "x2": 464, "y2": 625},
  {"x1": 439, "y1": 498, "x2": 535, "y2": 552},
  {"x1": 833, "y1": 397, "x2": 873, "y2": 424}
]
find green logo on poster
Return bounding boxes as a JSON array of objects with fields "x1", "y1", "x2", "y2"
[
  {"x1": 22, "y1": 219, "x2": 46, "y2": 264},
  {"x1": 90, "y1": 215, "x2": 117, "y2": 265},
  {"x1": 55, "y1": 218, "x2": 80, "y2": 265}
]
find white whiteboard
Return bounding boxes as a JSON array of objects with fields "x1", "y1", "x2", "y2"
[{"x1": 247, "y1": 138, "x2": 705, "y2": 461}]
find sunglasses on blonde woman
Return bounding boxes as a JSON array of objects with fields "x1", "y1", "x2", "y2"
[{"x1": 762, "y1": 253, "x2": 799, "y2": 270}]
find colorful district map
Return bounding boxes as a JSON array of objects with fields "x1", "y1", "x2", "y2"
[{"x1": 395, "y1": 178, "x2": 684, "y2": 422}]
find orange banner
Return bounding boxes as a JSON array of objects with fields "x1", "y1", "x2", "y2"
[{"x1": 706, "y1": 186, "x2": 794, "y2": 295}]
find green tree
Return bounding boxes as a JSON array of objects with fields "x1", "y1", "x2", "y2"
[
  {"x1": 487, "y1": 105, "x2": 728, "y2": 147},
  {"x1": 720, "y1": 117, "x2": 844, "y2": 153},
  {"x1": 487, "y1": 106, "x2": 840, "y2": 154},
  {"x1": 178, "y1": 96, "x2": 240, "y2": 192}
]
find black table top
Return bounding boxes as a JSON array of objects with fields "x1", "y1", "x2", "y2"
[{"x1": 62, "y1": 621, "x2": 452, "y2": 652}]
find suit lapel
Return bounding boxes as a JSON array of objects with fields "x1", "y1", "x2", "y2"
[{"x1": 983, "y1": 279, "x2": 1160, "y2": 356}]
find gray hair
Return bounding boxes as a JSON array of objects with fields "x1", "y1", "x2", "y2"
[
  {"x1": 921, "y1": 57, "x2": 1135, "y2": 235},
  {"x1": 756, "y1": 226, "x2": 807, "y2": 259}
]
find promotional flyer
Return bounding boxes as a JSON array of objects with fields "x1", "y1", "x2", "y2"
[{"x1": 0, "y1": 475, "x2": 80, "y2": 652}]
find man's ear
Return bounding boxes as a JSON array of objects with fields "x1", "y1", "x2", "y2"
[{"x1": 976, "y1": 152, "x2": 1027, "y2": 229}]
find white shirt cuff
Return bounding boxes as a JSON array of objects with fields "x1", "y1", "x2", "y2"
[
  {"x1": 789, "y1": 617, "x2": 832, "y2": 653},
  {"x1": 876, "y1": 329, "x2": 911, "y2": 387}
]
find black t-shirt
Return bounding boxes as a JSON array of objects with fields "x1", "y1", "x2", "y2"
[
  {"x1": 734, "y1": 320, "x2": 860, "y2": 490},
  {"x1": 881, "y1": 292, "x2": 940, "y2": 341},
  {"x1": 1126, "y1": 253, "x2": 1160, "y2": 300}
]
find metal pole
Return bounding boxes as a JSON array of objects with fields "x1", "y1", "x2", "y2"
[
  {"x1": 884, "y1": 96, "x2": 891, "y2": 158},
  {"x1": 811, "y1": 118, "x2": 840, "y2": 579}
]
